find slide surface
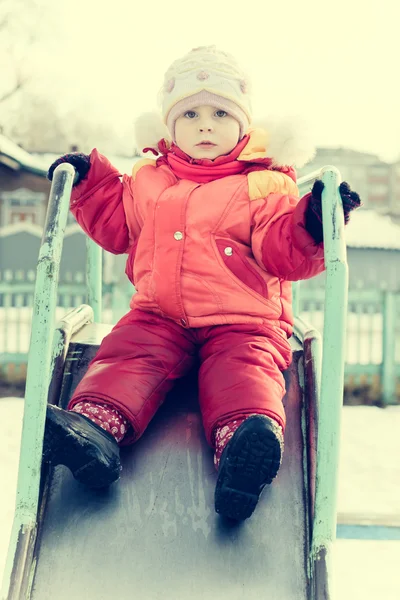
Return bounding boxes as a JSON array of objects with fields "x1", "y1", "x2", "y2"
[{"x1": 30, "y1": 325, "x2": 310, "y2": 600}]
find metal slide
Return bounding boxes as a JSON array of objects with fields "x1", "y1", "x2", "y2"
[
  {"x1": 32, "y1": 317, "x2": 316, "y2": 600},
  {"x1": 1, "y1": 164, "x2": 348, "y2": 600}
]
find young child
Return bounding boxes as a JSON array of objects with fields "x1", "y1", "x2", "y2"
[{"x1": 45, "y1": 46, "x2": 361, "y2": 521}]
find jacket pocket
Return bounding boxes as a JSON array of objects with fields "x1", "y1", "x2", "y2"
[
  {"x1": 215, "y1": 239, "x2": 268, "y2": 298},
  {"x1": 124, "y1": 239, "x2": 138, "y2": 285}
]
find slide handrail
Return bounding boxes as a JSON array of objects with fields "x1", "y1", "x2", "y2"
[
  {"x1": 298, "y1": 166, "x2": 349, "y2": 596},
  {"x1": 1, "y1": 164, "x2": 75, "y2": 599}
]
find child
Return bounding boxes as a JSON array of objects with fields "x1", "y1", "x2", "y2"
[{"x1": 45, "y1": 46, "x2": 361, "y2": 520}]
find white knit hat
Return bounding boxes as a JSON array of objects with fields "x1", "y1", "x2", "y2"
[{"x1": 160, "y1": 46, "x2": 252, "y2": 140}]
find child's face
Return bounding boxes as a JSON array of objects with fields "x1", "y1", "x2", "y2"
[{"x1": 175, "y1": 105, "x2": 240, "y2": 160}]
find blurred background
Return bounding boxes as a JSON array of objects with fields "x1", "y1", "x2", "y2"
[{"x1": 0, "y1": 1, "x2": 399, "y2": 597}]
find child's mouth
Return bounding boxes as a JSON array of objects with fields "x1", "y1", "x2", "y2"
[{"x1": 197, "y1": 141, "x2": 216, "y2": 147}]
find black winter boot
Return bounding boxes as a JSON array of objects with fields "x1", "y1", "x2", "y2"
[
  {"x1": 214, "y1": 415, "x2": 284, "y2": 521},
  {"x1": 43, "y1": 404, "x2": 121, "y2": 489}
]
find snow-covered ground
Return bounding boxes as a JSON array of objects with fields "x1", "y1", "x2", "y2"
[{"x1": 1, "y1": 398, "x2": 399, "y2": 598}]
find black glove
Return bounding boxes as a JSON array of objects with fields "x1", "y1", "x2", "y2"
[
  {"x1": 305, "y1": 180, "x2": 362, "y2": 244},
  {"x1": 47, "y1": 152, "x2": 91, "y2": 186}
]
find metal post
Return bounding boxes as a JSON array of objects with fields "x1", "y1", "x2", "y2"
[
  {"x1": 86, "y1": 238, "x2": 102, "y2": 322},
  {"x1": 292, "y1": 281, "x2": 300, "y2": 318},
  {"x1": 309, "y1": 167, "x2": 348, "y2": 598},
  {"x1": 1, "y1": 164, "x2": 74, "y2": 600},
  {"x1": 382, "y1": 290, "x2": 396, "y2": 405}
]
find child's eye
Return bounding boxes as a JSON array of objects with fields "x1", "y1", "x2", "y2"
[
  {"x1": 215, "y1": 110, "x2": 228, "y2": 118},
  {"x1": 184, "y1": 111, "x2": 197, "y2": 119}
]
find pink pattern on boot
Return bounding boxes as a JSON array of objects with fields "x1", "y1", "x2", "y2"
[
  {"x1": 71, "y1": 401, "x2": 130, "y2": 443},
  {"x1": 213, "y1": 413, "x2": 260, "y2": 469}
]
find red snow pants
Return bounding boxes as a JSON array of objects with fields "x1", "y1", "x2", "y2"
[{"x1": 68, "y1": 309, "x2": 291, "y2": 447}]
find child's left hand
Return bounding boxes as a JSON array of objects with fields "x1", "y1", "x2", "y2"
[{"x1": 305, "y1": 180, "x2": 362, "y2": 243}]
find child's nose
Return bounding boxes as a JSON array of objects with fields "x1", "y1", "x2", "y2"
[{"x1": 199, "y1": 120, "x2": 213, "y2": 132}]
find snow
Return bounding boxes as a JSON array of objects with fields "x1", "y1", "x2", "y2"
[
  {"x1": 334, "y1": 540, "x2": 400, "y2": 598},
  {"x1": 0, "y1": 398, "x2": 24, "y2": 584},
  {"x1": 0, "y1": 399, "x2": 399, "y2": 598},
  {"x1": 0, "y1": 135, "x2": 47, "y2": 174},
  {"x1": 0, "y1": 133, "x2": 142, "y2": 176},
  {"x1": 338, "y1": 406, "x2": 400, "y2": 522},
  {"x1": 345, "y1": 209, "x2": 400, "y2": 251}
]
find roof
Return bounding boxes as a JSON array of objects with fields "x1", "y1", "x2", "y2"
[
  {"x1": 345, "y1": 209, "x2": 400, "y2": 250},
  {"x1": 315, "y1": 147, "x2": 381, "y2": 161},
  {"x1": 31, "y1": 152, "x2": 141, "y2": 176},
  {"x1": 0, "y1": 134, "x2": 47, "y2": 176},
  {"x1": 0, "y1": 134, "x2": 142, "y2": 177}
]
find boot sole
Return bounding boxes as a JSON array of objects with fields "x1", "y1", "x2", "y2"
[
  {"x1": 44, "y1": 408, "x2": 121, "y2": 489},
  {"x1": 215, "y1": 417, "x2": 282, "y2": 521}
]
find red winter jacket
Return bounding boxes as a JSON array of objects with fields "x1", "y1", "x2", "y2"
[{"x1": 70, "y1": 130, "x2": 325, "y2": 338}]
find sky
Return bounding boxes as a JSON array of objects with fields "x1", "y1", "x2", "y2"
[{"x1": 3, "y1": 0, "x2": 400, "y2": 161}]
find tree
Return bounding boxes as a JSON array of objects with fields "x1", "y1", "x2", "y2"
[
  {"x1": 0, "y1": 0, "x2": 44, "y2": 106},
  {"x1": 5, "y1": 91, "x2": 136, "y2": 156},
  {"x1": 6, "y1": 93, "x2": 68, "y2": 152},
  {"x1": 0, "y1": 1, "x2": 137, "y2": 156}
]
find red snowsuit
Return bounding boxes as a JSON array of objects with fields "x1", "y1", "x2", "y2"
[{"x1": 67, "y1": 131, "x2": 325, "y2": 446}]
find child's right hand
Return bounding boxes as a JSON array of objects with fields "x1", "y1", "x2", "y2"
[{"x1": 47, "y1": 152, "x2": 91, "y2": 186}]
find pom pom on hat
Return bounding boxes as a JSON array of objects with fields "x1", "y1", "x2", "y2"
[
  {"x1": 250, "y1": 115, "x2": 316, "y2": 168},
  {"x1": 134, "y1": 111, "x2": 172, "y2": 156}
]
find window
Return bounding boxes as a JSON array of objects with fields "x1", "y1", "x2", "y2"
[
  {"x1": 369, "y1": 165, "x2": 389, "y2": 177},
  {"x1": 10, "y1": 197, "x2": 37, "y2": 206},
  {"x1": 1, "y1": 188, "x2": 45, "y2": 227},
  {"x1": 369, "y1": 177, "x2": 388, "y2": 185},
  {"x1": 368, "y1": 183, "x2": 388, "y2": 195},
  {"x1": 1, "y1": 188, "x2": 45, "y2": 206},
  {"x1": 11, "y1": 212, "x2": 36, "y2": 224},
  {"x1": 368, "y1": 195, "x2": 387, "y2": 204}
]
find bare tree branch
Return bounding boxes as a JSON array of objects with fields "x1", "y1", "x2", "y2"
[
  {"x1": 0, "y1": 0, "x2": 13, "y2": 31},
  {"x1": 0, "y1": 13, "x2": 10, "y2": 32},
  {"x1": 0, "y1": 75, "x2": 29, "y2": 104},
  {"x1": 0, "y1": 0, "x2": 39, "y2": 104}
]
